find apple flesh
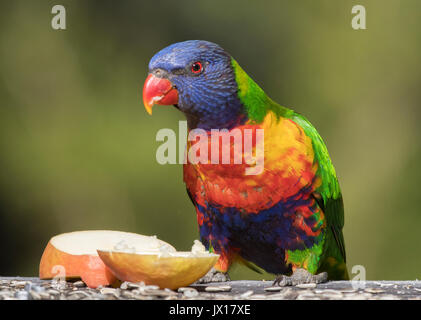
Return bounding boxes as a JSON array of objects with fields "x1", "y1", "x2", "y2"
[
  {"x1": 39, "y1": 230, "x2": 175, "y2": 288},
  {"x1": 97, "y1": 240, "x2": 219, "y2": 290}
]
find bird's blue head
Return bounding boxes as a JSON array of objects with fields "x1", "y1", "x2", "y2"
[{"x1": 143, "y1": 40, "x2": 246, "y2": 130}]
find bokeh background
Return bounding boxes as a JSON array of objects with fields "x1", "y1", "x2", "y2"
[{"x1": 0, "y1": 0, "x2": 420, "y2": 280}]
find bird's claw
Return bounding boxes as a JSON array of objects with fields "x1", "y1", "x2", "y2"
[
  {"x1": 273, "y1": 268, "x2": 328, "y2": 287},
  {"x1": 195, "y1": 267, "x2": 231, "y2": 284}
]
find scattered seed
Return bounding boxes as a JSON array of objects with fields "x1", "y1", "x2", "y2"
[
  {"x1": 127, "y1": 282, "x2": 145, "y2": 289},
  {"x1": 120, "y1": 290, "x2": 133, "y2": 298},
  {"x1": 264, "y1": 286, "x2": 283, "y2": 292},
  {"x1": 48, "y1": 289, "x2": 60, "y2": 295},
  {"x1": 12, "y1": 281, "x2": 27, "y2": 288},
  {"x1": 29, "y1": 291, "x2": 42, "y2": 300},
  {"x1": 164, "y1": 288, "x2": 177, "y2": 294},
  {"x1": 144, "y1": 289, "x2": 174, "y2": 297},
  {"x1": 67, "y1": 293, "x2": 83, "y2": 300},
  {"x1": 100, "y1": 288, "x2": 118, "y2": 296},
  {"x1": 145, "y1": 285, "x2": 160, "y2": 290},
  {"x1": 379, "y1": 283, "x2": 394, "y2": 287},
  {"x1": 132, "y1": 292, "x2": 154, "y2": 300},
  {"x1": 315, "y1": 289, "x2": 341, "y2": 295},
  {"x1": 340, "y1": 289, "x2": 357, "y2": 293},
  {"x1": 239, "y1": 290, "x2": 254, "y2": 298},
  {"x1": 67, "y1": 290, "x2": 91, "y2": 299},
  {"x1": 1, "y1": 278, "x2": 421, "y2": 300},
  {"x1": 364, "y1": 288, "x2": 385, "y2": 294},
  {"x1": 184, "y1": 291, "x2": 199, "y2": 298},
  {"x1": 73, "y1": 281, "x2": 86, "y2": 288},
  {"x1": 205, "y1": 286, "x2": 232, "y2": 293},
  {"x1": 39, "y1": 292, "x2": 51, "y2": 300},
  {"x1": 120, "y1": 282, "x2": 129, "y2": 290},
  {"x1": 32, "y1": 285, "x2": 46, "y2": 293},
  {"x1": 296, "y1": 283, "x2": 317, "y2": 289}
]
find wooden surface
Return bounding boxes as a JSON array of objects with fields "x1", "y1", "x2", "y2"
[{"x1": 1, "y1": 277, "x2": 421, "y2": 300}]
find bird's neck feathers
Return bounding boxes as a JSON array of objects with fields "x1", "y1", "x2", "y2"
[
  {"x1": 231, "y1": 58, "x2": 293, "y2": 124},
  {"x1": 184, "y1": 58, "x2": 292, "y2": 131}
]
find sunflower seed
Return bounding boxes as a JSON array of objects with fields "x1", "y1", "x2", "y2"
[
  {"x1": 178, "y1": 287, "x2": 195, "y2": 293},
  {"x1": 145, "y1": 285, "x2": 160, "y2": 290},
  {"x1": 120, "y1": 282, "x2": 129, "y2": 290},
  {"x1": 296, "y1": 293, "x2": 318, "y2": 300},
  {"x1": 47, "y1": 289, "x2": 60, "y2": 295},
  {"x1": 30, "y1": 291, "x2": 42, "y2": 300},
  {"x1": 73, "y1": 281, "x2": 86, "y2": 288},
  {"x1": 11, "y1": 281, "x2": 27, "y2": 288},
  {"x1": 121, "y1": 291, "x2": 135, "y2": 299},
  {"x1": 145, "y1": 289, "x2": 175, "y2": 297},
  {"x1": 127, "y1": 282, "x2": 145, "y2": 289},
  {"x1": 132, "y1": 293, "x2": 154, "y2": 300},
  {"x1": 33, "y1": 285, "x2": 46, "y2": 293},
  {"x1": 364, "y1": 288, "x2": 385, "y2": 294},
  {"x1": 39, "y1": 292, "x2": 51, "y2": 300},
  {"x1": 296, "y1": 283, "x2": 317, "y2": 289},
  {"x1": 67, "y1": 293, "x2": 83, "y2": 300},
  {"x1": 183, "y1": 289, "x2": 199, "y2": 298},
  {"x1": 379, "y1": 283, "x2": 394, "y2": 287},
  {"x1": 100, "y1": 288, "x2": 120, "y2": 297},
  {"x1": 264, "y1": 286, "x2": 283, "y2": 292},
  {"x1": 164, "y1": 288, "x2": 177, "y2": 294},
  {"x1": 205, "y1": 285, "x2": 232, "y2": 292},
  {"x1": 239, "y1": 290, "x2": 254, "y2": 298}
]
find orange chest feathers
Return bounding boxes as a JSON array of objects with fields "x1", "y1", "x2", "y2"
[{"x1": 183, "y1": 113, "x2": 319, "y2": 213}]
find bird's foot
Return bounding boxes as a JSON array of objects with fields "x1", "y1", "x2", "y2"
[
  {"x1": 273, "y1": 268, "x2": 328, "y2": 287},
  {"x1": 195, "y1": 268, "x2": 231, "y2": 284}
]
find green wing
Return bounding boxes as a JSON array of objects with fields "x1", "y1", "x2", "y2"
[
  {"x1": 291, "y1": 113, "x2": 348, "y2": 279},
  {"x1": 231, "y1": 58, "x2": 347, "y2": 278}
]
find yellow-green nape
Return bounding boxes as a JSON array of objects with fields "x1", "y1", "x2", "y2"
[{"x1": 231, "y1": 58, "x2": 292, "y2": 123}]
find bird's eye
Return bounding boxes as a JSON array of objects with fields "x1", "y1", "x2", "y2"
[{"x1": 191, "y1": 61, "x2": 203, "y2": 74}]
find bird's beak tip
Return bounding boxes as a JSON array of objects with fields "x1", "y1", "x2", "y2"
[{"x1": 142, "y1": 74, "x2": 178, "y2": 115}]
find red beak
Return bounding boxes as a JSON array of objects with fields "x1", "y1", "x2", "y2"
[{"x1": 142, "y1": 74, "x2": 179, "y2": 115}]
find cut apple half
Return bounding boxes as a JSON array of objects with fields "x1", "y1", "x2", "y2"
[
  {"x1": 98, "y1": 240, "x2": 219, "y2": 290},
  {"x1": 39, "y1": 230, "x2": 175, "y2": 288}
]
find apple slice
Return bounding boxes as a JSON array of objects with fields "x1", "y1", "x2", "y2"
[
  {"x1": 39, "y1": 230, "x2": 175, "y2": 288},
  {"x1": 98, "y1": 240, "x2": 219, "y2": 290}
]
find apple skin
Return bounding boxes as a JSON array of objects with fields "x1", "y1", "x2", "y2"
[{"x1": 39, "y1": 242, "x2": 119, "y2": 288}]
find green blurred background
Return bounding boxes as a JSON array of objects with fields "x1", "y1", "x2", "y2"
[{"x1": 0, "y1": 0, "x2": 420, "y2": 280}]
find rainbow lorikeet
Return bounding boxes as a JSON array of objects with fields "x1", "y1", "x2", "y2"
[{"x1": 142, "y1": 40, "x2": 348, "y2": 284}]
